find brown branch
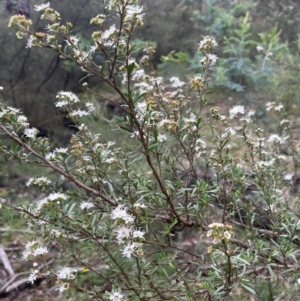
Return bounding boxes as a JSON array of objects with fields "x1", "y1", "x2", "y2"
[
  {"x1": 0, "y1": 246, "x2": 14, "y2": 277},
  {"x1": 0, "y1": 123, "x2": 117, "y2": 206}
]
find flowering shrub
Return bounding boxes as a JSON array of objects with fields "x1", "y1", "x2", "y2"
[{"x1": 1, "y1": 1, "x2": 300, "y2": 300}]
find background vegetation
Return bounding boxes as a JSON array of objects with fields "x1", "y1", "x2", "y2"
[{"x1": 1, "y1": 0, "x2": 300, "y2": 300}]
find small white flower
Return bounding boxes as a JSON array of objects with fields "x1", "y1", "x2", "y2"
[
  {"x1": 126, "y1": 5, "x2": 143, "y2": 17},
  {"x1": 169, "y1": 76, "x2": 185, "y2": 88},
  {"x1": 56, "y1": 282, "x2": 70, "y2": 293},
  {"x1": 223, "y1": 231, "x2": 231, "y2": 240},
  {"x1": 133, "y1": 202, "x2": 147, "y2": 209},
  {"x1": 183, "y1": 113, "x2": 197, "y2": 126},
  {"x1": 133, "y1": 229, "x2": 145, "y2": 239},
  {"x1": 256, "y1": 45, "x2": 264, "y2": 53},
  {"x1": 123, "y1": 213, "x2": 134, "y2": 224},
  {"x1": 26, "y1": 35, "x2": 36, "y2": 48},
  {"x1": 283, "y1": 173, "x2": 293, "y2": 181},
  {"x1": 266, "y1": 52, "x2": 273, "y2": 60},
  {"x1": 111, "y1": 205, "x2": 126, "y2": 219},
  {"x1": 28, "y1": 269, "x2": 38, "y2": 284},
  {"x1": 47, "y1": 192, "x2": 67, "y2": 201},
  {"x1": 45, "y1": 152, "x2": 56, "y2": 160},
  {"x1": 266, "y1": 102, "x2": 275, "y2": 111},
  {"x1": 213, "y1": 238, "x2": 220, "y2": 244},
  {"x1": 70, "y1": 109, "x2": 90, "y2": 117},
  {"x1": 17, "y1": 115, "x2": 29, "y2": 127},
  {"x1": 0, "y1": 86, "x2": 3, "y2": 90},
  {"x1": 198, "y1": 36, "x2": 218, "y2": 51},
  {"x1": 157, "y1": 133, "x2": 167, "y2": 142},
  {"x1": 55, "y1": 100, "x2": 68, "y2": 107},
  {"x1": 102, "y1": 24, "x2": 116, "y2": 40},
  {"x1": 115, "y1": 226, "x2": 132, "y2": 243},
  {"x1": 268, "y1": 134, "x2": 286, "y2": 144},
  {"x1": 108, "y1": 288, "x2": 124, "y2": 301},
  {"x1": 257, "y1": 159, "x2": 275, "y2": 168},
  {"x1": 26, "y1": 177, "x2": 51, "y2": 187},
  {"x1": 201, "y1": 53, "x2": 218, "y2": 65},
  {"x1": 22, "y1": 249, "x2": 32, "y2": 260},
  {"x1": 122, "y1": 242, "x2": 136, "y2": 259},
  {"x1": 207, "y1": 230, "x2": 212, "y2": 237},
  {"x1": 85, "y1": 102, "x2": 95, "y2": 112},
  {"x1": 34, "y1": 2, "x2": 50, "y2": 11},
  {"x1": 229, "y1": 105, "x2": 245, "y2": 119},
  {"x1": 132, "y1": 69, "x2": 146, "y2": 81},
  {"x1": 50, "y1": 229, "x2": 62, "y2": 237},
  {"x1": 24, "y1": 239, "x2": 37, "y2": 249},
  {"x1": 7, "y1": 106, "x2": 20, "y2": 113},
  {"x1": 111, "y1": 205, "x2": 134, "y2": 224},
  {"x1": 274, "y1": 104, "x2": 284, "y2": 111},
  {"x1": 56, "y1": 91, "x2": 80, "y2": 103},
  {"x1": 280, "y1": 119, "x2": 290, "y2": 126},
  {"x1": 79, "y1": 201, "x2": 94, "y2": 210},
  {"x1": 55, "y1": 147, "x2": 68, "y2": 154},
  {"x1": 33, "y1": 246, "x2": 48, "y2": 257},
  {"x1": 26, "y1": 178, "x2": 34, "y2": 187},
  {"x1": 56, "y1": 267, "x2": 77, "y2": 280},
  {"x1": 67, "y1": 36, "x2": 80, "y2": 46},
  {"x1": 24, "y1": 128, "x2": 38, "y2": 138}
]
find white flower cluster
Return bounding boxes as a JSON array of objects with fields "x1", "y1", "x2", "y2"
[
  {"x1": 17, "y1": 115, "x2": 29, "y2": 127},
  {"x1": 268, "y1": 134, "x2": 288, "y2": 145},
  {"x1": 266, "y1": 102, "x2": 284, "y2": 112},
  {"x1": 125, "y1": 5, "x2": 144, "y2": 20},
  {"x1": 56, "y1": 267, "x2": 77, "y2": 280},
  {"x1": 55, "y1": 91, "x2": 91, "y2": 117},
  {"x1": 26, "y1": 35, "x2": 38, "y2": 48},
  {"x1": 111, "y1": 205, "x2": 134, "y2": 224},
  {"x1": 229, "y1": 105, "x2": 245, "y2": 119},
  {"x1": 169, "y1": 76, "x2": 185, "y2": 88},
  {"x1": 107, "y1": 288, "x2": 124, "y2": 301},
  {"x1": 79, "y1": 200, "x2": 94, "y2": 210},
  {"x1": 111, "y1": 205, "x2": 146, "y2": 259},
  {"x1": 22, "y1": 240, "x2": 48, "y2": 260},
  {"x1": 69, "y1": 109, "x2": 90, "y2": 117},
  {"x1": 195, "y1": 138, "x2": 207, "y2": 157},
  {"x1": 55, "y1": 267, "x2": 77, "y2": 293},
  {"x1": 55, "y1": 91, "x2": 80, "y2": 107},
  {"x1": 24, "y1": 128, "x2": 39, "y2": 139},
  {"x1": 90, "y1": 14, "x2": 106, "y2": 26},
  {"x1": 34, "y1": 192, "x2": 67, "y2": 214},
  {"x1": 85, "y1": 102, "x2": 95, "y2": 112},
  {"x1": 115, "y1": 226, "x2": 145, "y2": 244},
  {"x1": 26, "y1": 177, "x2": 51, "y2": 187},
  {"x1": 183, "y1": 112, "x2": 197, "y2": 129},
  {"x1": 198, "y1": 36, "x2": 218, "y2": 52},
  {"x1": 91, "y1": 24, "x2": 117, "y2": 47},
  {"x1": 66, "y1": 35, "x2": 79, "y2": 47},
  {"x1": 45, "y1": 147, "x2": 68, "y2": 160},
  {"x1": 200, "y1": 53, "x2": 218, "y2": 66},
  {"x1": 34, "y1": 2, "x2": 50, "y2": 12},
  {"x1": 207, "y1": 223, "x2": 233, "y2": 244},
  {"x1": 28, "y1": 268, "x2": 39, "y2": 284}
]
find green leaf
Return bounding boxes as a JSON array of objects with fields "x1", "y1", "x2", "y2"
[
  {"x1": 241, "y1": 283, "x2": 256, "y2": 295},
  {"x1": 146, "y1": 143, "x2": 159, "y2": 153}
]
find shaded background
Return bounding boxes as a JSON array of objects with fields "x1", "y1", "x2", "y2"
[{"x1": 0, "y1": 0, "x2": 300, "y2": 144}]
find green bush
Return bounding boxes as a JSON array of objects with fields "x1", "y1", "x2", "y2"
[{"x1": 1, "y1": 1, "x2": 300, "y2": 300}]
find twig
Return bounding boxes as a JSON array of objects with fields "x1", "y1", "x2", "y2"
[
  {"x1": 0, "y1": 227, "x2": 34, "y2": 234},
  {"x1": 0, "y1": 246, "x2": 14, "y2": 277}
]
